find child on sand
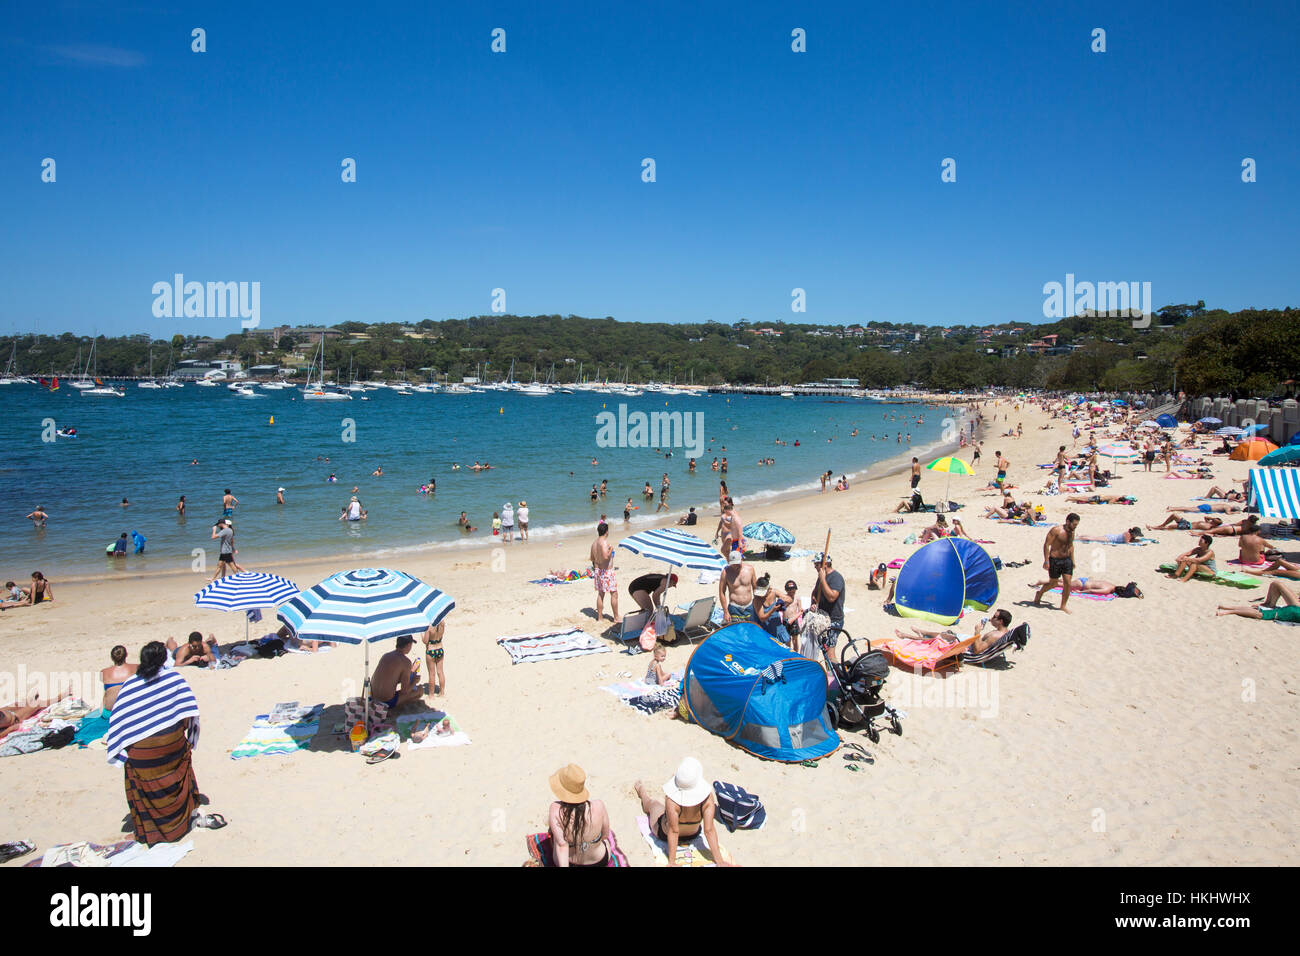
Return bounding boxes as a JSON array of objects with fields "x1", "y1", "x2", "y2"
[
  {"x1": 423, "y1": 621, "x2": 446, "y2": 697},
  {"x1": 645, "y1": 645, "x2": 677, "y2": 688}
]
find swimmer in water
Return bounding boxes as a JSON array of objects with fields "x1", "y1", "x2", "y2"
[{"x1": 26, "y1": 505, "x2": 48, "y2": 528}]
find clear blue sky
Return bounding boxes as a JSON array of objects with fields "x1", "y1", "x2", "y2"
[{"x1": 2, "y1": 0, "x2": 1297, "y2": 338}]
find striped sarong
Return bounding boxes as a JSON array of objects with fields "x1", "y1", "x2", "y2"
[{"x1": 124, "y1": 725, "x2": 199, "y2": 846}]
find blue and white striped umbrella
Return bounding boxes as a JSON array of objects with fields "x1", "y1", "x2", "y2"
[
  {"x1": 742, "y1": 521, "x2": 795, "y2": 548},
  {"x1": 1215, "y1": 426, "x2": 1246, "y2": 437},
  {"x1": 618, "y1": 528, "x2": 726, "y2": 571},
  {"x1": 278, "y1": 567, "x2": 455, "y2": 644},
  {"x1": 194, "y1": 572, "x2": 299, "y2": 612}
]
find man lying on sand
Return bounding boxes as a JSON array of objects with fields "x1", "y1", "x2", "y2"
[
  {"x1": 1216, "y1": 580, "x2": 1300, "y2": 623},
  {"x1": 893, "y1": 608, "x2": 1014, "y2": 655}
]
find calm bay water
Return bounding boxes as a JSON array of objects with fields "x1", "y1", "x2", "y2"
[{"x1": 0, "y1": 385, "x2": 958, "y2": 578}]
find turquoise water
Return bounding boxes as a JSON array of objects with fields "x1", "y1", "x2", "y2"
[{"x1": 0, "y1": 385, "x2": 958, "y2": 578}]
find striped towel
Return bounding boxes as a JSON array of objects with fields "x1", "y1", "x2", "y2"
[
  {"x1": 497, "y1": 627, "x2": 610, "y2": 664},
  {"x1": 230, "y1": 705, "x2": 323, "y2": 759},
  {"x1": 105, "y1": 671, "x2": 200, "y2": 767}
]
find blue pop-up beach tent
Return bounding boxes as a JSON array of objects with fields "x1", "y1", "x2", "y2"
[
  {"x1": 682, "y1": 623, "x2": 839, "y2": 762},
  {"x1": 895, "y1": 538, "x2": 999, "y2": 626},
  {"x1": 1155, "y1": 413, "x2": 1179, "y2": 428}
]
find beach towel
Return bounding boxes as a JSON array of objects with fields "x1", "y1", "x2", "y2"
[
  {"x1": 397, "y1": 713, "x2": 472, "y2": 749},
  {"x1": 26, "y1": 839, "x2": 192, "y2": 868},
  {"x1": 635, "y1": 813, "x2": 734, "y2": 867},
  {"x1": 873, "y1": 634, "x2": 978, "y2": 671},
  {"x1": 123, "y1": 724, "x2": 201, "y2": 845},
  {"x1": 230, "y1": 705, "x2": 323, "y2": 759},
  {"x1": 1045, "y1": 588, "x2": 1115, "y2": 601},
  {"x1": 73, "y1": 708, "x2": 111, "y2": 747},
  {"x1": 528, "y1": 569, "x2": 595, "y2": 587},
  {"x1": 1227, "y1": 558, "x2": 1269, "y2": 569},
  {"x1": 1156, "y1": 563, "x2": 1259, "y2": 588},
  {"x1": 105, "y1": 670, "x2": 200, "y2": 767},
  {"x1": 524, "y1": 830, "x2": 629, "y2": 867},
  {"x1": 497, "y1": 627, "x2": 610, "y2": 664}
]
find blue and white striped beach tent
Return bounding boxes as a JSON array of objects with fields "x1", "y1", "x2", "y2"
[
  {"x1": 1250, "y1": 468, "x2": 1300, "y2": 520},
  {"x1": 194, "y1": 571, "x2": 300, "y2": 642},
  {"x1": 618, "y1": 528, "x2": 727, "y2": 571},
  {"x1": 278, "y1": 568, "x2": 455, "y2": 733}
]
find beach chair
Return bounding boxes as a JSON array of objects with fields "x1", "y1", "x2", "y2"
[
  {"x1": 960, "y1": 623, "x2": 1030, "y2": 666},
  {"x1": 617, "y1": 609, "x2": 650, "y2": 645},
  {"x1": 674, "y1": 596, "x2": 718, "y2": 641}
]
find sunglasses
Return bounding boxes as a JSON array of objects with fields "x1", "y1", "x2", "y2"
[{"x1": 784, "y1": 584, "x2": 797, "y2": 592}]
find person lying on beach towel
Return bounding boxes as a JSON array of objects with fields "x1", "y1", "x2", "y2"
[
  {"x1": 1025, "y1": 577, "x2": 1143, "y2": 598},
  {"x1": 1065, "y1": 494, "x2": 1136, "y2": 505},
  {"x1": 1238, "y1": 557, "x2": 1300, "y2": 580},
  {"x1": 1077, "y1": 527, "x2": 1145, "y2": 545},
  {"x1": 1216, "y1": 580, "x2": 1300, "y2": 623},
  {"x1": 1204, "y1": 482, "x2": 1248, "y2": 501},
  {"x1": 0, "y1": 689, "x2": 73, "y2": 743},
  {"x1": 1148, "y1": 514, "x2": 1223, "y2": 533},
  {"x1": 1167, "y1": 502, "x2": 1243, "y2": 514},
  {"x1": 891, "y1": 609, "x2": 1014, "y2": 658}
]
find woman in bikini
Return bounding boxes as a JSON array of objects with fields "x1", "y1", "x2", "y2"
[
  {"x1": 101, "y1": 645, "x2": 138, "y2": 712},
  {"x1": 546, "y1": 764, "x2": 611, "y2": 867},
  {"x1": 0, "y1": 689, "x2": 73, "y2": 742},
  {"x1": 422, "y1": 621, "x2": 446, "y2": 698},
  {"x1": 634, "y1": 757, "x2": 732, "y2": 866}
]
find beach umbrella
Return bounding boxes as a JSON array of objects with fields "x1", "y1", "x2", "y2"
[
  {"x1": 1243, "y1": 422, "x2": 1270, "y2": 434},
  {"x1": 1098, "y1": 443, "x2": 1140, "y2": 459},
  {"x1": 926, "y1": 455, "x2": 974, "y2": 505},
  {"x1": 619, "y1": 527, "x2": 727, "y2": 571},
  {"x1": 1258, "y1": 445, "x2": 1300, "y2": 466},
  {"x1": 1111, "y1": 399, "x2": 1127, "y2": 406},
  {"x1": 194, "y1": 571, "x2": 300, "y2": 643},
  {"x1": 278, "y1": 568, "x2": 455, "y2": 734},
  {"x1": 1139, "y1": 420, "x2": 1160, "y2": 429},
  {"x1": 1230, "y1": 438, "x2": 1279, "y2": 461},
  {"x1": 1198, "y1": 417, "x2": 1222, "y2": 425},
  {"x1": 741, "y1": 520, "x2": 795, "y2": 552},
  {"x1": 1215, "y1": 426, "x2": 1246, "y2": 437}
]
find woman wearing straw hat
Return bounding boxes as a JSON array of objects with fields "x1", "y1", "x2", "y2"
[
  {"x1": 547, "y1": 764, "x2": 611, "y2": 867},
  {"x1": 634, "y1": 758, "x2": 731, "y2": 866}
]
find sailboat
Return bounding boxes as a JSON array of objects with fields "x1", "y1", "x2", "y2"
[
  {"x1": 81, "y1": 340, "x2": 125, "y2": 397},
  {"x1": 301, "y1": 337, "x2": 350, "y2": 400},
  {"x1": 0, "y1": 343, "x2": 22, "y2": 385},
  {"x1": 138, "y1": 343, "x2": 163, "y2": 388},
  {"x1": 69, "y1": 345, "x2": 95, "y2": 389}
]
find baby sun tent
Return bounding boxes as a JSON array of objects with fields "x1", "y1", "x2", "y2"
[
  {"x1": 683, "y1": 622, "x2": 840, "y2": 762},
  {"x1": 894, "y1": 537, "x2": 999, "y2": 626}
]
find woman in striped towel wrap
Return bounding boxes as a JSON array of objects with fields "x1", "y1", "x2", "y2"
[{"x1": 105, "y1": 642, "x2": 202, "y2": 845}]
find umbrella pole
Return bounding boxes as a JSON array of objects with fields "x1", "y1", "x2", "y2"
[{"x1": 363, "y1": 642, "x2": 371, "y2": 737}]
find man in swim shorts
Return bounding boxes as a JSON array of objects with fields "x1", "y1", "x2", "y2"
[
  {"x1": 370, "y1": 636, "x2": 423, "y2": 710},
  {"x1": 1217, "y1": 580, "x2": 1300, "y2": 622},
  {"x1": 1032, "y1": 512, "x2": 1079, "y2": 613},
  {"x1": 590, "y1": 522, "x2": 619, "y2": 623}
]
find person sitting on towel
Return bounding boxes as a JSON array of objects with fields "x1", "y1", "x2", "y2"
[
  {"x1": 370, "y1": 636, "x2": 423, "y2": 711},
  {"x1": 634, "y1": 757, "x2": 733, "y2": 867}
]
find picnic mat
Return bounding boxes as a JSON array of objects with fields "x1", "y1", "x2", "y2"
[
  {"x1": 635, "y1": 813, "x2": 733, "y2": 867},
  {"x1": 524, "y1": 829, "x2": 629, "y2": 867},
  {"x1": 497, "y1": 627, "x2": 610, "y2": 664},
  {"x1": 230, "y1": 704, "x2": 324, "y2": 759},
  {"x1": 395, "y1": 712, "x2": 472, "y2": 749}
]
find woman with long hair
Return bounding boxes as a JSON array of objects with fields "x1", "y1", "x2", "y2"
[{"x1": 547, "y1": 764, "x2": 611, "y2": 867}]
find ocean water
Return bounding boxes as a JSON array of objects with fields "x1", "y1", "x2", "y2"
[{"x1": 0, "y1": 385, "x2": 960, "y2": 578}]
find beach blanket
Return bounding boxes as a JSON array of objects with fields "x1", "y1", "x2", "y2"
[
  {"x1": 73, "y1": 708, "x2": 111, "y2": 747},
  {"x1": 105, "y1": 670, "x2": 200, "y2": 767},
  {"x1": 528, "y1": 569, "x2": 596, "y2": 587},
  {"x1": 525, "y1": 830, "x2": 629, "y2": 867},
  {"x1": 230, "y1": 704, "x2": 323, "y2": 759},
  {"x1": 396, "y1": 712, "x2": 472, "y2": 749},
  {"x1": 26, "y1": 840, "x2": 192, "y2": 868},
  {"x1": 598, "y1": 676, "x2": 682, "y2": 715},
  {"x1": 497, "y1": 627, "x2": 610, "y2": 664},
  {"x1": 1157, "y1": 563, "x2": 1259, "y2": 588},
  {"x1": 635, "y1": 813, "x2": 733, "y2": 867}
]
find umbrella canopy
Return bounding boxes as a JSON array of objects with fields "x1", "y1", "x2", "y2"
[
  {"x1": 1258, "y1": 445, "x2": 1300, "y2": 466},
  {"x1": 194, "y1": 571, "x2": 299, "y2": 642},
  {"x1": 1243, "y1": 422, "x2": 1271, "y2": 434},
  {"x1": 926, "y1": 456, "x2": 974, "y2": 475},
  {"x1": 1215, "y1": 426, "x2": 1246, "y2": 437},
  {"x1": 1198, "y1": 417, "x2": 1222, "y2": 425},
  {"x1": 1099, "y1": 443, "x2": 1140, "y2": 458},
  {"x1": 278, "y1": 567, "x2": 454, "y2": 644},
  {"x1": 1111, "y1": 399, "x2": 1127, "y2": 406},
  {"x1": 1139, "y1": 420, "x2": 1160, "y2": 428},
  {"x1": 277, "y1": 568, "x2": 455, "y2": 736},
  {"x1": 1230, "y1": 438, "x2": 1279, "y2": 461},
  {"x1": 741, "y1": 521, "x2": 795, "y2": 548},
  {"x1": 618, "y1": 527, "x2": 727, "y2": 571}
]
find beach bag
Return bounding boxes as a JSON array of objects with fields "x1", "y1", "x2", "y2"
[
  {"x1": 712, "y1": 781, "x2": 765, "y2": 832},
  {"x1": 640, "y1": 607, "x2": 669, "y2": 651}
]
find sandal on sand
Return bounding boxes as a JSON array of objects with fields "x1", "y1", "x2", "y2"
[
  {"x1": 191, "y1": 812, "x2": 228, "y2": 830},
  {"x1": 842, "y1": 751, "x2": 874, "y2": 765},
  {"x1": 798, "y1": 759, "x2": 819, "y2": 769},
  {"x1": 367, "y1": 748, "x2": 400, "y2": 765}
]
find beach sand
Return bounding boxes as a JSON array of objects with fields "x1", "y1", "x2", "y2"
[{"x1": 3, "y1": 398, "x2": 1296, "y2": 866}]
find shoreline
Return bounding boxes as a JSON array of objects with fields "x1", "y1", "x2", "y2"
[{"x1": 47, "y1": 399, "x2": 975, "y2": 587}]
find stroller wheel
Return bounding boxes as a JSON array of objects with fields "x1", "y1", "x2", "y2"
[
  {"x1": 890, "y1": 716, "x2": 903, "y2": 736},
  {"x1": 866, "y1": 724, "x2": 880, "y2": 744},
  {"x1": 825, "y1": 703, "x2": 840, "y2": 732}
]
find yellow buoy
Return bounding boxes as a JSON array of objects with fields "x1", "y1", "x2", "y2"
[
  {"x1": 499, "y1": 407, "x2": 503, "y2": 414},
  {"x1": 269, "y1": 416, "x2": 275, "y2": 425}
]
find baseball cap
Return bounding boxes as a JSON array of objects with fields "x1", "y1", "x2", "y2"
[{"x1": 727, "y1": 551, "x2": 742, "y2": 565}]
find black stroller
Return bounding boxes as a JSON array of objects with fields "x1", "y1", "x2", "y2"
[{"x1": 820, "y1": 625, "x2": 903, "y2": 744}]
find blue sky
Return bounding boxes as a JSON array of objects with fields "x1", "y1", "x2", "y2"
[{"x1": 2, "y1": 1, "x2": 1297, "y2": 337}]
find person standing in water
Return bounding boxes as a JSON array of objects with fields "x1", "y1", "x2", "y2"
[{"x1": 222, "y1": 489, "x2": 238, "y2": 517}]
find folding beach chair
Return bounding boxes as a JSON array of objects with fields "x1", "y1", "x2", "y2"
[
  {"x1": 959, "y1": 623, "x2": 1030, "y2": 666},
  {"x1": 673, "y1": 596, "x2": 718, "y2": 641},
  {"x1": 617, "y1": 609, "x2": 650, "y2": 646}
]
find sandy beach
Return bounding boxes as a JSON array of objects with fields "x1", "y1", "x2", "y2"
[{"x1": 3, "y1": 397, "x2": 1296, "y2": 867}]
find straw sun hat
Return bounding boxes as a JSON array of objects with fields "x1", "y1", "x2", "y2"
[
  {"x1": 549, "y1": 763, "x2": 590, "y2": 804},
  {"x1": 663, "y1": 757, "x2": 711, "y2": 806}
]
